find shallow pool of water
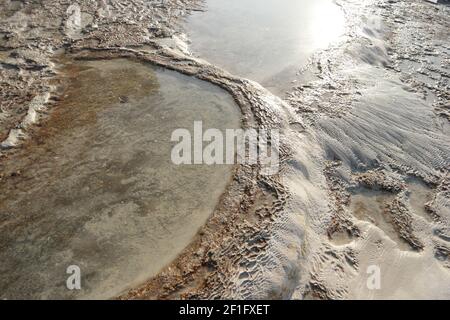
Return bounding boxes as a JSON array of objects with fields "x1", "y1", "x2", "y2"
[
  {"x1": 0, "y1": 58, "x2": 241, "y2": 299},
  {"x1": 184, "y1": 0, "x2": 345, "y2": 95},
  {"x1": 350, "y1": 188, "x2": 412, "y2": 251},
  {"x1": 405, "y1": 178, "x2": 434, "y2": 222}
]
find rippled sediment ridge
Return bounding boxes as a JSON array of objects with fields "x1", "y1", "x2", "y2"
[{"x1": 0, "y1": 58, "x2": 240, "y2": 299}]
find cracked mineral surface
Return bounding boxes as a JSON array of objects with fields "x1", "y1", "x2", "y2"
[{"x1": 0, "y1": 0, "x2": 449, "y2": 300}]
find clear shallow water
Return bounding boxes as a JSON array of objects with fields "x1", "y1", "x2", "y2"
[
  {"x1": 185, "y1": 0, "x2": 345, "y2": 95},
  {"x1": 0, "y1": 59, "x2": 240, "y2": 299},
  {"x1": 349, "y1": 189, "x2": 411, "y2": 251}
]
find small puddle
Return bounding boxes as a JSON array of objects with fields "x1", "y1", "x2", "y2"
[
  {"x1": 349, "y1": 188, "x2": 412, "y2": 251},
  {"x1": 330, "y1": 229, "x2": 354, "y2": 246},
  {"x1": 405, "y1": 178, "x2": 434, "y2": 222},
  {"x1": 0, "y1": 58, "x2": 241, "y2": 299},
  {"x1": 184, "y1": 0, "x2": 345, "y2": 96}
]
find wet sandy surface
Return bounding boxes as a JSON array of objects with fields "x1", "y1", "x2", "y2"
[{"x1": 0, "y1": 58, "x2": 240, "y2": 299}]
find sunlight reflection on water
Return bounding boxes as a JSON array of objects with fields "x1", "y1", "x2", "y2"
[{"x1": 185, "y1": 0, "x2": 345, "y2": 95}]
